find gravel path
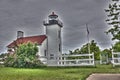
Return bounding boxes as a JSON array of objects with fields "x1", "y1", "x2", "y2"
[{"x1": 86, "y1": 74, "x2": 120, "y2": 80}]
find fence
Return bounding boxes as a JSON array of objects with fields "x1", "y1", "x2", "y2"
[
  {"x1": 112, "y1": 52, "x2": 120, "y2": 67},
  {"x1": 47, "y1": 53, "x2": 95, "y2": 66}
]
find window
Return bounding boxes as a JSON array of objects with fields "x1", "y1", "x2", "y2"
[
  {"x1": 58, "y1": 30, "x2": 61, "y2": 38},
  {"x1": 59, "y1": 57, "x2": 61, "y2": 60},
  {"x1": 44, "y1": 50, "x2": 47, "y2": 56},
  {"x1": 50, "y1": 54, "x2": 54, "y2": 60},
  {"x1": 59, "y1": 62, "x2": 61, "y2": 64},
  {"x1": 59, "y1": 44, "x2": 61, "y2": 52}
]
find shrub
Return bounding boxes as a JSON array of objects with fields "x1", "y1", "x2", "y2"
[{"x1": 5, "y1": 42, "x2": 45, "y2": 68}]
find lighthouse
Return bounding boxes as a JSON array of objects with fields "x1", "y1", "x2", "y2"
[{"x1": 43, "y1": 12, "x2": 63, "y2": 65}]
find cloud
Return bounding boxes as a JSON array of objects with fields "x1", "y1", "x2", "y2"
[{"x1": 0, "y1": 0, "x2": 110, "y2": 53}]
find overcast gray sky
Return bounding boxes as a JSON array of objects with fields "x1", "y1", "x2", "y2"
[{"x1": 0, "y1": 0, "x2": 112, "y2": 54}]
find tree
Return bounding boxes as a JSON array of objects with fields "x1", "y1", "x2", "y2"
[
  {"x1": 80, "y1": 40, "x2": 101, "y2": 60},
  {"x1": 0, "y1": 53, "x2": 9, "y2": 63},
  {"x1": 0, "y1": 53, "x2": 8, "y2": 58},
  {"x1": 105, "y1": 0, "x2": 120, "y2": 40},
  {"x1": 112, "y1": 41, "x2": 120, "y2": 52},
  {"x1": 69, "y1": 40, "x2": 101, "y2": 60},
  {"x1": 101, "y1": 49, "x2": 112, "y2": 58},
  {"x1": 100, "y1": 49, "x2": 112, "y2": 64},
  {"x1": 5, "y1": 42, "x2": 43, "y2": 68}
]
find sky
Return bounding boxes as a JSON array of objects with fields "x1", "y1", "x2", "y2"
[{"x1": 0, "y1": 0, "x2": 112, "y2": 54}]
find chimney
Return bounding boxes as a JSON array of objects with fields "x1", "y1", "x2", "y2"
[{"x1": 17, "y1": 31, "x2": 24, "y2": 39}]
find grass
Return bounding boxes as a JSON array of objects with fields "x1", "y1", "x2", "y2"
[{"x1": 0, "y1": 65, "x2": 120, "y2": 80}]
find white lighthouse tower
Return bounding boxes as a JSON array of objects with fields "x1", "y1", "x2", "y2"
[{"x1": 43, "y1": 12, "x2": 63, "y2": 65}]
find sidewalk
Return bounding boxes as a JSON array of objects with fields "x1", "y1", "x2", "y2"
[{"x1": 86, "y1": 74, "x2": 120, "y2": 80}]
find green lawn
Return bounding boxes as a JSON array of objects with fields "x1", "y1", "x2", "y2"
[{"x1": 0, "y1": 65, "x2": 120, "y2": 80}]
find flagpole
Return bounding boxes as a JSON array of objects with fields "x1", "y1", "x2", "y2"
[{"x1": 86, "y1": 24, "x2": 90, "y2": 55}]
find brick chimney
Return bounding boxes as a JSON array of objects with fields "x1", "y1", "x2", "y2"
[{"x1": 17, "y1": 31, "x2": 24, "y2": 39}]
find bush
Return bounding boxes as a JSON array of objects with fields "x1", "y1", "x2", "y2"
[
  {"x1": 5, "y1": 42, "x2": 46, "y2": 68},
  {"x1": 4, "y1": 57, "x2": 45, "y2": 68}
]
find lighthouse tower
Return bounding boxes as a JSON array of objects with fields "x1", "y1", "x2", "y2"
[{"x1": 43, "y1": 12, "x2": 63, "y2": 65}]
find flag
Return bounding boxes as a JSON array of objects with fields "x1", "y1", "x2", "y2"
[
  {"x1": 86, "y1": 24, "x2": 89, "y2": 35},
  {"x1": 86, "y1": 24, "x2": 90, "y2": 54}
]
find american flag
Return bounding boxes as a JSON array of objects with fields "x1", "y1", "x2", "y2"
[{"x1": 86, "y1": 24, "x2": 89, "y2": 35}]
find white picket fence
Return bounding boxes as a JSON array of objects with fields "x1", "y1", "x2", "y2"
[
  {"x1": 47, "y1": 53, "x2": 95, "y2": 66},
  {"x1": 112, "y1": 52, "x2": 120, "y2": 67}
]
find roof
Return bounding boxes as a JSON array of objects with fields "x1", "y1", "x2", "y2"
[{"x1": 7, "y1": 35, "x2": 47, "y2": 48}]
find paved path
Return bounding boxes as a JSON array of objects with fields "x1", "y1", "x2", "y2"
[{"x1": 86, "y1": 74, "x2": 120, "y2": 80}]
